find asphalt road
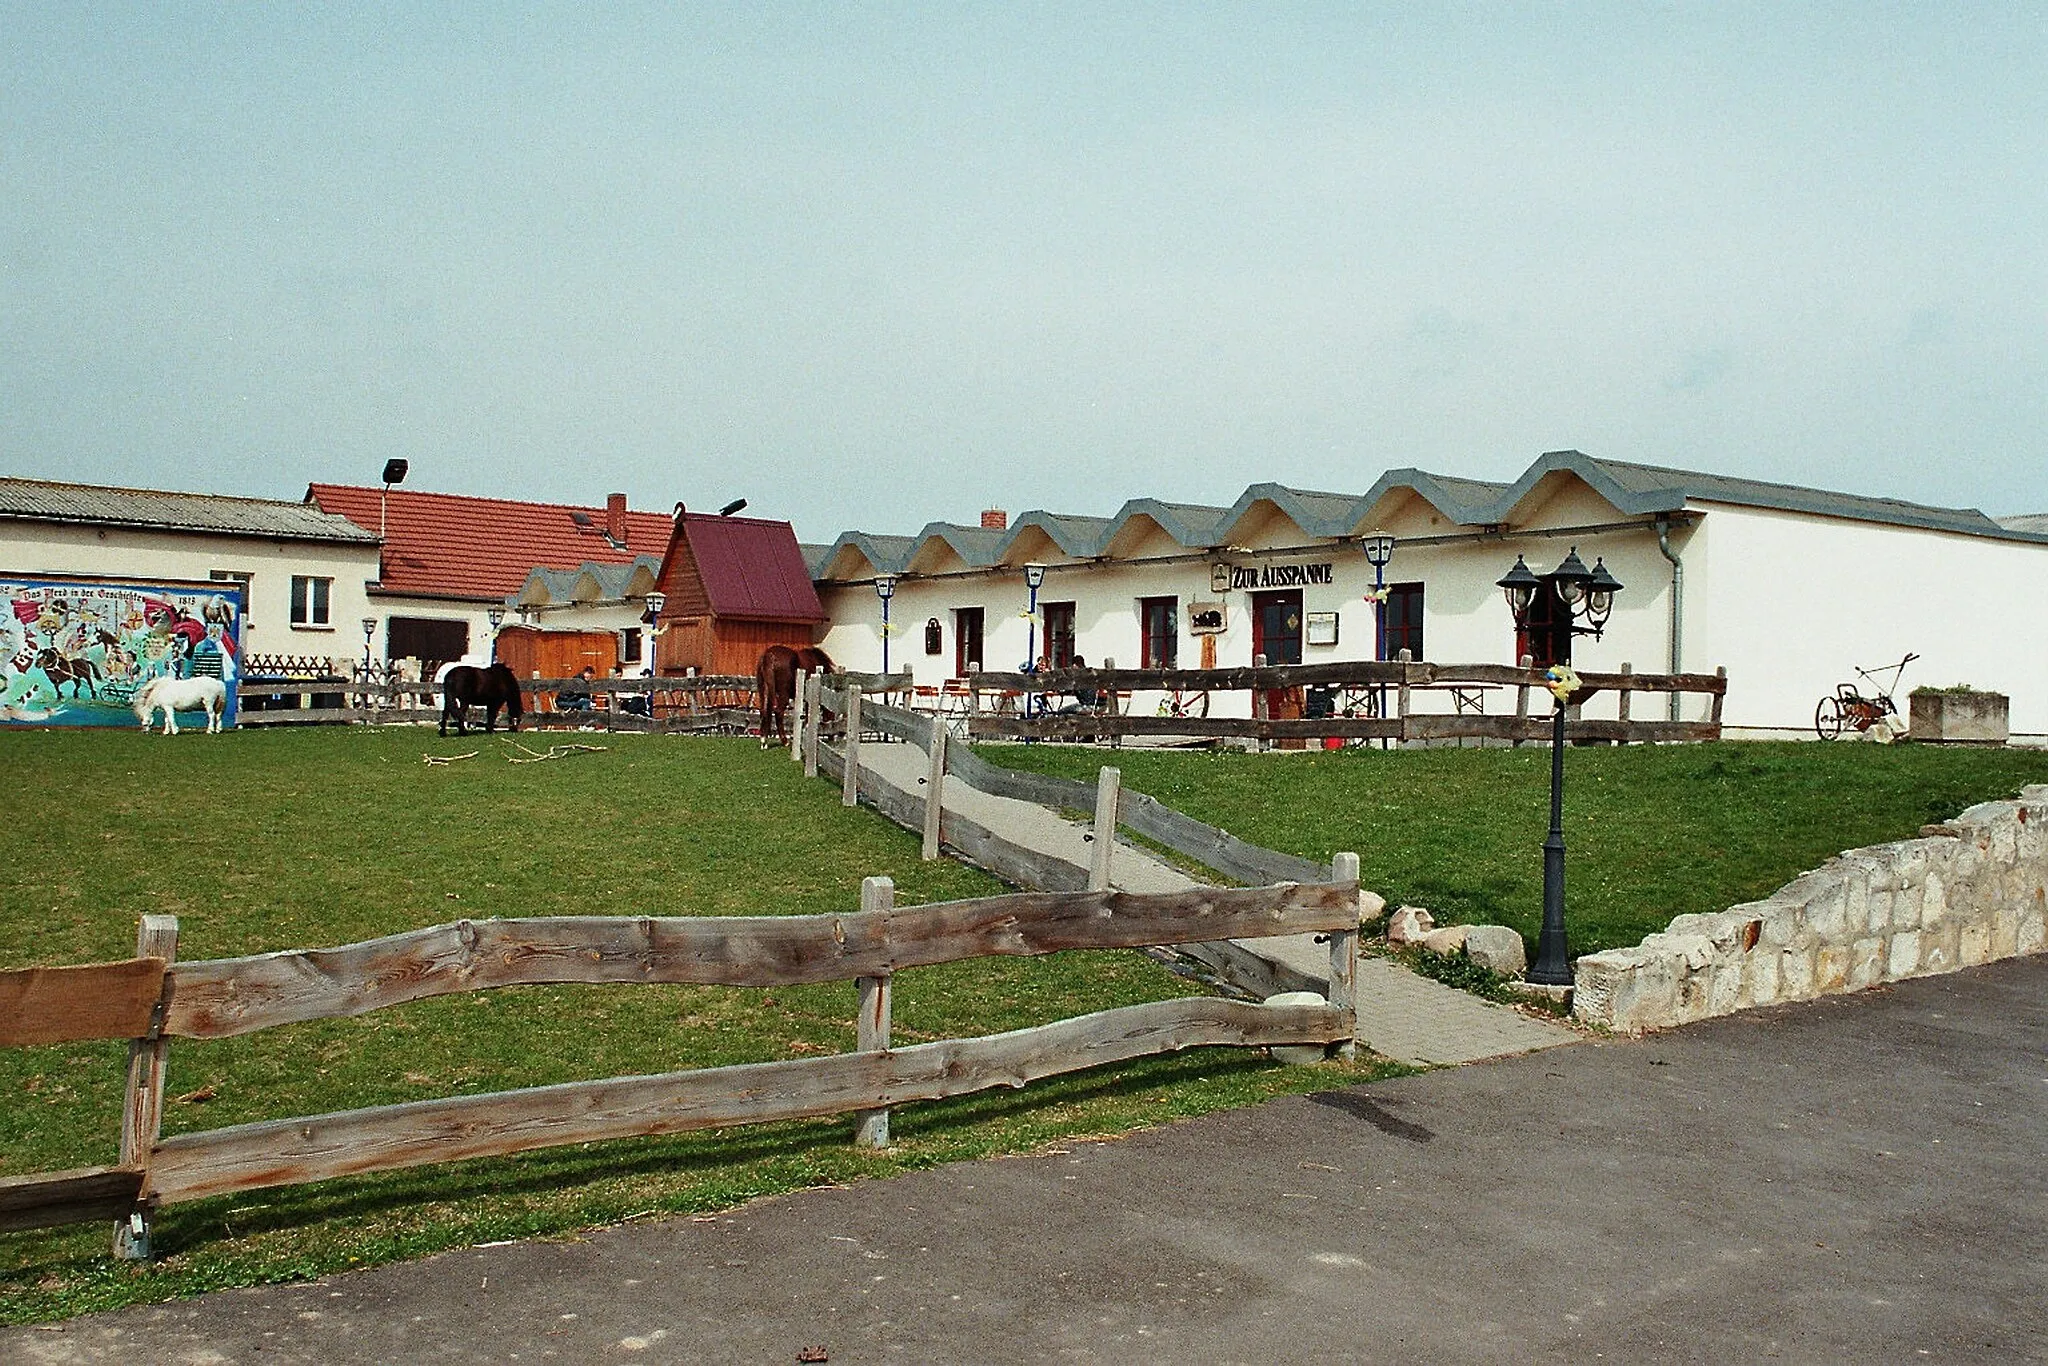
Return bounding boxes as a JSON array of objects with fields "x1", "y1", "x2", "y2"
[{"x1": 10, "y1": 956, "x2": 2045, "y2": 1365}]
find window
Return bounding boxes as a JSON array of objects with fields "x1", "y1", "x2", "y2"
[
  {"x1": 954, "y1": 607, "x2": 984, "y2": 675},
  {"x1": 1139, "y1": 596, "x2": 1178, "y2": 669},
  {"x1": 1042, "y1": 601, "x2": 1077, "y2": 667},
  {"x1": 1515, "y1": 580, "x2": 1574, "y2": 669},
  {"x1": 208, "y1": 570, "x2": 253, "y2": 625},
  {"x1": 1384, "y1": 583, "x2": 1424, "y2": 661},
  {"x1": 289, "y1": 575, "x2": 332, "y2": 628},
  {"x1": 620, "y1": 627, "x2": 643, "y2": 665}
]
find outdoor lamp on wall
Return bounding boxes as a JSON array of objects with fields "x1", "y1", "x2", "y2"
[{"x1": 874, "y1": 574, "x2": 897, "y2": 675}]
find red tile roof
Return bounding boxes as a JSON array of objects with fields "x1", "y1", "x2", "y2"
[
  {"x1": 659, "y1": 513, "x2": 826, "y2": 623},
  {"x1": 307, "y1": 484, "x2": 673, "y2": 600}
]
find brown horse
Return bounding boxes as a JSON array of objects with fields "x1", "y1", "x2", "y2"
[{"x1": 756, "y1": 645, "x2": 835, "y2": 746}]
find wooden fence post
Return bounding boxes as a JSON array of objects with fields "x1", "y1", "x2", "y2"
[
  {"x1": 1327, "y1": 853, "x2": 1359, "y2": 1060},
  {"x1": 842, "y1": 687, "x2": 863, "y2": 807},
  {"x1": 1514, "y1": 653, "x2": 1533, "y2": 748},
  {"x1": 1395, "y1": 649, "x2": 1412, "y2": 748},
  {"x1": 1711, "y1": 666, "x2": 1727, "y2": 733},
  {"x1": 922, "y1": 722, "x2": 947, "y2": 860},
  {"x1": 1090, "y1": 766, "x2": 1121, "y2": 892},
  {"x1": 803, "y1": 673, "x2": 822, "y2": 779},
  {"x1": 854, "y1": 876, "x2": 894, "y2": 1148},
  {"x1": 115, "y1": 913, "x2": 177, "y2": 1260},
  {"x1": 1617, "y1": 662, "x2": 1632, "y2": 732},
  {"x1": 1251, "y1": 654, "x2": 1267, "y2": 752},
  {"x1": 791, "y1": 669, "x2": 808, "y2": 761}
]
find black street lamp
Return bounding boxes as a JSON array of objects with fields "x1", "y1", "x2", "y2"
[
  {"x1": 874, "y1": 574, "x2": 897, "y2": 675},
  {"x1": 360, "y1": 617, "x2": 378, "y2": 673},
  {"x1": 1022, "y1": 563, "x2": 1046, "y2": 667},
  {"x1": 1497, "y1": 547, "x2": 1624, "y2": 987},
  {"x1": 485, "y1": 606, "x2": 505, "y2": 663}
]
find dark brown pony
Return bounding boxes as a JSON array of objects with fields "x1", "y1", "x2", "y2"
[
  {"x1": 440, "y1": 663, "x2": 524, "y2": 736},
  {"x1": 34, "y1": 648, "x2": 101, "y2": 699},
  {"x1": 756, "y1": 645, "x2": 835, "y2": 746}
]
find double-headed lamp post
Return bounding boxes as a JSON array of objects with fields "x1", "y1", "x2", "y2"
[
  {"x1": 1497, "y1": 546, "x2": 1623, "y2": 987},
  {"x1": 873, "y1": 574, "x2": 897, "y2": 675},
  {"x1": 1361, "y1": 530, "x2": 1395, "y2": 659}
]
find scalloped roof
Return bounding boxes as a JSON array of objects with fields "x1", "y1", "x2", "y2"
[{"x1": 813, "y1": 451, "x2": 2039, "y2": 579}]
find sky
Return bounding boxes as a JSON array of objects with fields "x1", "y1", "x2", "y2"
[{"x1": 5, "y1": 3, "x2": 2046, "y2": 543}]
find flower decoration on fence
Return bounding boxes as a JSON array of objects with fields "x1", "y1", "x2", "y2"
[{"x1": 1543, "y1": 664, "x2": 1581, "y2": 704}]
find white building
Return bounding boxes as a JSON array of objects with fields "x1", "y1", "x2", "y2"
[
  {"x1": 812, "y1": 451, "x2": 2048, "y2": 738},
  {"x1": 0, "y1": 476, "x2": 382, "y2": 665}
]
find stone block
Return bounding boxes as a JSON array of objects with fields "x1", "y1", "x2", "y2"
[
  {"x1": 1990, "y1": 902, "x2": 2020, "y2": 960},
  {"x1": 1462, "y1": 925, "x2": 1528, "y2": 977},
  {"x1": 1921, "y1": 868, "x2": 1948, "y2": 927},
  {"x1": 1887, "y1": 930, "x2": 1921, "y2": 979},
  {"x1": 1744, "y1": 949, "x2": 1781, "y2": 1006},
  {"x1": 1864, "y1": 887, "x2": 1896, "y2": 935},
  {"x1": 1778, "y1": 946, "x2": 1816, "y2": 1001},
  {"x1": 1417, "y1": 925, "x2": 1468, "y2": 956},
  {"x1": 1386, "y1": 905, "x2": 1435, "y2": 945},
  {"x1": 1804, "y1": 880, "x2": 1850, "y2": 941},
  {"x1": 1357, "y1": 889, "x2": 1387, "y2": 924},
  {"x1": 1841, "y1": 874, "x2": 1869, "y2": 939},
  {"x1": 1893, "y1": 843, "x2": 1929, "y2": 890},
  {"x1": 1891, "y1": 881, "x2": 1925, "y2": 931},
  {"x1": 1815, "y1": 943, "x2": 1850, "y2": 993},
  {"x1": 1845, "y1": 937, "x2": 1885, "y2": 991},
  {"x1": 1959, "y1": 922, "x2": 1991, "y2": 968},
  {"x1": 1573, "y1": 948, "x2": 1681, "y2": 1033},
  {"x1": 1919, "y1": 921, "x2": 1959, "y2": 976},
  {"x1": 1708, "y1": 962, "x2": 1744, "y2": 1013},
  {"x1": 2018, "y1": 896, "x2": 2048, "y2": 955}
]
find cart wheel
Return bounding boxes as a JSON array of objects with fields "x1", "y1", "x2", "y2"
[
  {"x1": 1814, "y1": 695, "x2": 1844, "y2": 740},
  {"x1": 1192, "y1": 689, "x2": 1210, "y2": 719}
]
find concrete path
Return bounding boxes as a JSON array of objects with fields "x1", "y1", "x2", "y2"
[
  {"x1": 856, "y1": 739, "x2": 1578, "y2": 1067},
  {"x1": 15, "y1": 956, "x2": 2042, "y2": 1364}
]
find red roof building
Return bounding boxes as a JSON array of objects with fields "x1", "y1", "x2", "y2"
[
  {"x1": 306, "y1": 484, "x2": 672, "y2": 603},
  {"x1": 652, "y1": 509, "x2": 826, "y2": 677}
]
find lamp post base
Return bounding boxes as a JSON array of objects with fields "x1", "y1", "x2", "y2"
[{"x1": 1527, "y1": 703, "x2": 1574, "y2": 987}]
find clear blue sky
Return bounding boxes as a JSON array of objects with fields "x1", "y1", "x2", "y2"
[{"x1": 5, "y1": 3, "x2": 2045, "y2": 542}]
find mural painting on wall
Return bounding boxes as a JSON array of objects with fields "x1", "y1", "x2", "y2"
[{"x1": 0, "y1": 578, "x2": 243, "y2": 727}]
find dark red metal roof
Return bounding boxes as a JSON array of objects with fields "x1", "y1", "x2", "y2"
[
  {"x1": 670, "y1": 513, "x2": 825, "y2": 623},
  {"x1": 307, "y1": 484, "x2": 673, "y2": 600}
]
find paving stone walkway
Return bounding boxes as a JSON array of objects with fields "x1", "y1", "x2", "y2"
[{"x1": 852, "y1": 738, "x2": 1578, "y2": 1067}]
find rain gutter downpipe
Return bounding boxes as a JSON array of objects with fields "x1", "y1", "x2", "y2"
[{"x1": 1656, "y1": 514, "x2": 1683, "y2": 721}]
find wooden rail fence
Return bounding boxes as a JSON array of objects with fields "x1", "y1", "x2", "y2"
[
  {"x1": 235, "y1": 673, "x2": 766, "y2": 733},
  {"x1": 962, "y1": 658, "x2": 1728, "y2": 745},
  {"x1": 0, "y1": 868, "x2": 1360, "y2": 1254}
]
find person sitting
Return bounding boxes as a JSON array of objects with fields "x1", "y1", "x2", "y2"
[
  {"x1": 557, "y1": 666, "x2": 597, "y2": 712},
  {"x1": 1056, "y1": 655, "x2": 1102, "y2": 714},
  {"x1": 617, "y1": 666, "x2": 654, "y2": 718}
]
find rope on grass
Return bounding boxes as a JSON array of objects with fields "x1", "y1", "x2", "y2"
[{"x1": 423, "y1": 750, "x2": 479, "y2": 766}]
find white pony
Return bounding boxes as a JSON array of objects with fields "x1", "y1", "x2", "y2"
[{"x1": 134, "y1": 675, "x2": 229, "y2": 735}]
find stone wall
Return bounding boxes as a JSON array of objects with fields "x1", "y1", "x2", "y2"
[{"x1": 1572, "y1": 784, "x2": 2048, "y2": 1033}]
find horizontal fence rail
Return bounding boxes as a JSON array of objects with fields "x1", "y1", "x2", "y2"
[
  {"x1": 236, "y1": 673, "x2": 766, "y2": 733},
  {"x1": 960, "y1": 659, "x2": 1727, "y2": 745},
  {"x1": 0, "y1": 869, "x2": 1359, "y2": 1244}
]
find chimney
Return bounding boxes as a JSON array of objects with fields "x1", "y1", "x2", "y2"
[
  {"x1": 607, "y1": 493, "x2": 628, "y2": 546},
  {"x1": 980, "y1": 508, "x2": 1008, "y2": 530}
]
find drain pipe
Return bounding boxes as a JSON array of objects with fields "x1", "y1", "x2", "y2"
[{"x1": 1656, "y1": 515, "x2": 1684, "y2": 721}]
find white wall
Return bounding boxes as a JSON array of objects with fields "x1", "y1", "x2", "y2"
[
  {"x1": 2, "y1": 521, "x2": 379, "y2": 663},
  {"x1": 1690, "y1": 505, "x2": 2048, "y2": 735}
]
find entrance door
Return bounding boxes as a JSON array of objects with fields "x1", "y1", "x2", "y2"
[
  {"x1": 1251, "y1": 591, "x2": 1304, "y2": 665},
  {"x1": 954, "y1": 607, "x2": 984, "y2": 675}
]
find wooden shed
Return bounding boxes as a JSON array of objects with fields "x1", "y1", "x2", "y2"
[
  {"x1": 493, "y1": 626, "x2": 618, "y2": 681},
  {"x1": 650, "y1": 508, "x2": 826, "y2": 676}
]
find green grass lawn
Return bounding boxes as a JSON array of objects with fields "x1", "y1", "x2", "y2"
[
  {"x1": 0, "y1": 727, "x2": 1386, "y2": 1325},
  {"x1": 987, "y1": 740, "x2": 2048, "y2": 955}
]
